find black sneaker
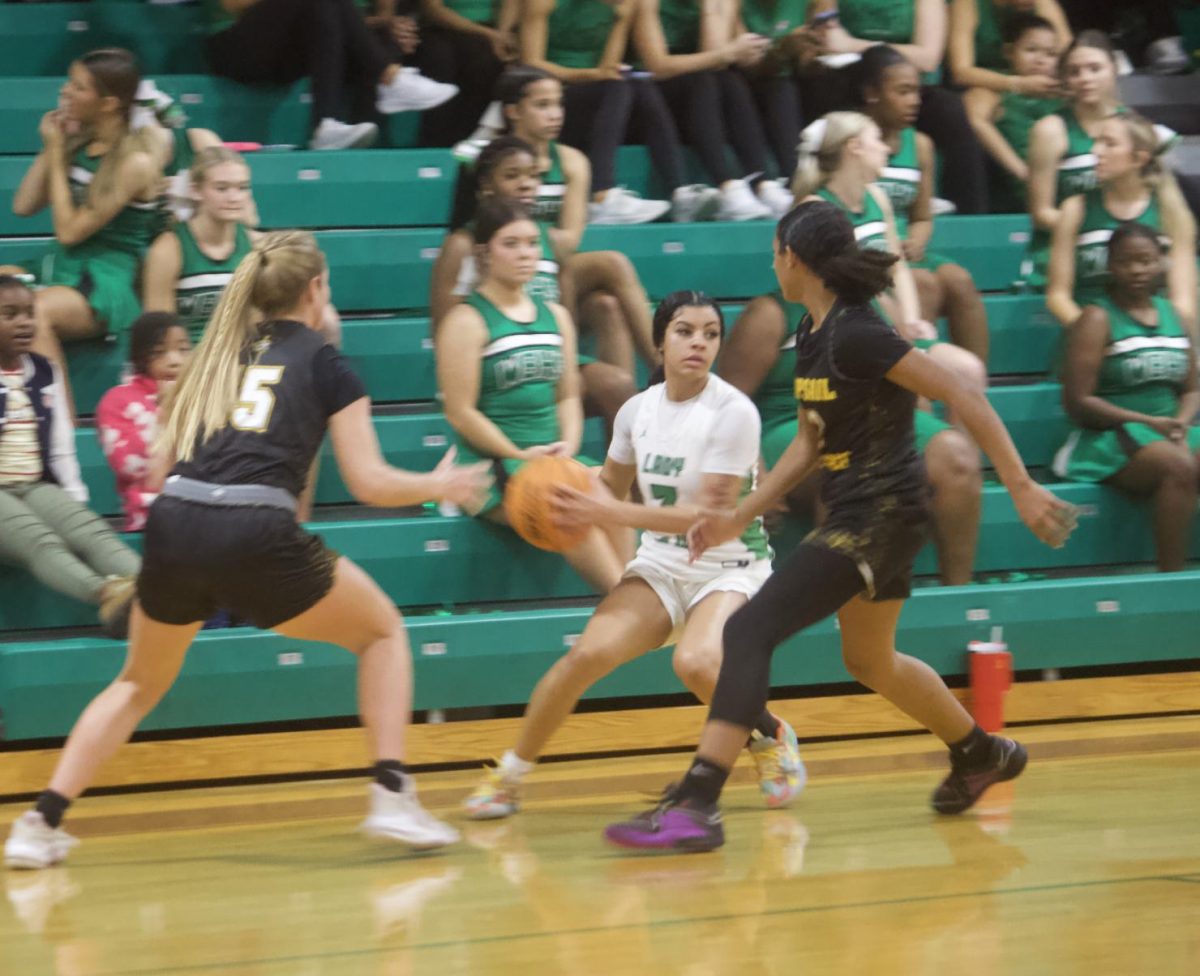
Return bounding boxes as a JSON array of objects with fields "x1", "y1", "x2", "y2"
[{"x1": 931, "y1": 736, "x2": 1027, "y2": 815}]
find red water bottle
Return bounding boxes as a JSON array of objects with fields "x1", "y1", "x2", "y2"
[{"x1": 968, "y1": 629, "x2": 1012, "y2": 733}]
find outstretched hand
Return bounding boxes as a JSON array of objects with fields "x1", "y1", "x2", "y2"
[
  {"x1": 432, "y1": 446, "x2": 493, "y2": 511},
  {"x1": 1012, "y1": 481, "x2": 1077, "y2": 550},
  {"x1": 551, "y1": 471, "x2": 613, "y2": 530},
  {"x1": 686, "y1": 509, "x2": 746, "y2": 563}
]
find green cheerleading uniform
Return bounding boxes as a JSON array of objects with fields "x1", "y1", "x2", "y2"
[
  {"x1": 1053, "y1": 296, "x2": 1199, "y2": 482},
  {"x1": 1073, "y1": 188, "x2": 1163, "y2": 308},
  {"x1": 837, "y1": 0, "x2": 940, "y2": 82},
  {"x1": 816, "y1": 185, "x2": 951, "y2": 453},
  {"x1": 992, "y1": 90, "x2": 1065, "y2": 212},
  {"x1": 444, "y1": 0, "x2": 497, "y2": 24},
  {"x1": 753, "y1": 293, "x2": 806, "y2": 469},
  {"x1": 530, "y1": 141, "x2": 567, "y2": 227},
  {"x1": 658, "y1": 0, "x2": 700, "y2": 54},
  {"x1": 174, "y1": 221, "x2": 253, "y2": 343},
  {"x1": 741, "y1": 0, "x2": 809, "y2": 38},
  {"x1": 545, "y1": 0, "x2": 615, "y2": 68},
  {"x1": 1022, "y1": 108, "x2": 1099, "y2": 289},
  {"x1": 456, "y1": 292, "x2": 590, "y2": 514},
  {"x1": 40, "y1": 148, "x2": 159, "y2": 336},
  {"x1": 877, "y1": 127, "x2": 953, "y2": 272},
  {"x1": 971, "y1": 0, "x2": 1008, "y2": 72}
]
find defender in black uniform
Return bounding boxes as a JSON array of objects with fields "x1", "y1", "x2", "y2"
[
  {"x1": 605, "y1": 202, "x2": 1077, "y2": 852},
  {"x1": 5, "y1": 232, "x2": 491, "y2": 870}
]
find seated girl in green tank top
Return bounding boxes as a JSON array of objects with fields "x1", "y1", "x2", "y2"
[
  {"x1": 861, "y1": 46, "x2": 991, "y2": 366},
  {"x1": 142, "y1": 147, "x2": 342, "y2": 348},
  {"x1": 1054, "y1": 224, "x2": 1200, "y2": 572},
  {"x1": 10, "y1": 50, "x2": 164, "y2": 404},
  {"x1": 961, "y1": 13, "x2": 1066, "y2": 213},
  {"x1": 436, "y1": 198, "x2": 628, "y2": 592},
  {"x1": 719, "y1": 290, "x2": 983, "y2": 585},
  {"x1": 1046, "y1": 112, "x2": 1196, "y2": 333},
  {"x1": 432, "y1": 136, "x2": 636, "y2": 436}
]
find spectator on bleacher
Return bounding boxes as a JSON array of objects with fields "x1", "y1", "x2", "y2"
[
  {"x1": 1046, "y1": 112, "x2": 1196, "y2": 332},
  {"x1": 436, "y1": 198, "x2": 628, "y2": 591},
  {"x1": 202, "y1": 0, "x2": 458, "y2": 151},
  {"x1": 797, "y1": 0, "x2": 991, "y2": 214},
  {"x1": 948, "y1": 0, "x2": 1071, "y2": 94},
  {"x1": 730, "y1": 0, "x2": 808, "y2": 181},
  {"x1": 1055, "y1": 224, "x2": 1199, "y2": 571},
  {"x1": 0, "y1": 275, "x2": 139, "y2": 638},
  {"x1": 629, "y1": 0, "x2": 795, "y2": 220},
  {"x1": 11, "y1": 49, "x2": 163, "y2": 409},
  {"x1": 407, "y1": 0, "x2": 519, "y2": 146},
  {"x1": 521, "y1": 0, "x2": 719, "y2": 223},
  {"x1": 432, "y1": 137, "x2": 636, "y2": 432},
  {"x1": 141, "y1": 147, "x2": 343, "y2": 347},
  {"x1": 1057, "y1": 0, "x2": 1190, "y2": 75},
  {"x1": 791, "y1": 111, "x2": 989, "y2": 403},
  {"x1": 861, "y1": 45, "x2": 991, "y2": 364},
  {"x1": 95, "y1": 312, "x2": 191, "y2": 533},
  {"x1": 962, "y1": 13, "x2": 1067, "y2": 213},
  {"x1": 719, "y1": 291, "x2": 982, "y2": 586}
]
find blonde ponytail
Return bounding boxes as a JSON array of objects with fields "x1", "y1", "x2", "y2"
[
  {"x1": 160, "y1": 230, "x2": 326, "y2": 461},
  {"x1": 791, "y1": 111, "x2": 876, "y2": 199}
]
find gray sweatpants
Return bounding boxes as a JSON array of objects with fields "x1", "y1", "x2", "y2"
[{"x1": 0, "y1": 481, "x2": 141, "y2": 605}]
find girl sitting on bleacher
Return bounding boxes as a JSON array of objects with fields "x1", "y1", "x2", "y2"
[
  {"x1": 11, "y1": 49, "x2": 163, "y2": 409},
  {"x1": 436, "y1": 198, "x2": 628, "y2": 591},
  {"x1": 719, "y1": 291, "x2": 983, "y2": 586},
  {"x1": 432, "y1": 137, "x2": 636, "y2": 433},
  {"x1": 522, "y1": 0, "x2": 718, "y2": 224},
  {"x1": 861, "y1": 45, "x2": 991, "y2": 364},
  {"x1": 1054, "y1": 223, "x2": 1199, "y2": 572},
  {"x1": 961, "y1": 12, "x2": 1067, "y2": 213},
  {"x1": 0, "y1": 275, "x2": 140, "y2": 638},
  {"x1": 141, "y1": 147, "x2": 342, "y2": 348},
  {"x1": 95, "y1": 312, "x2": 192, "y2": 533},
  {"x1": 1046, "y1": 112, "x2": 1196, "y2": 331},
  {"x1": 948, "y1": 0, "x2": 1071, "y2": 96},
  {"x1": 629, "y1": 0, "x2": 793, "y2": 221}
]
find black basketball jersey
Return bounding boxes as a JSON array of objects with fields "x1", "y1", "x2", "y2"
[
  {"x1": 794, "y1": 300, "x2": 925, "y2": 509},
  {"x1": 173, "y1": 320, "x2": 366, "y2": 497}
]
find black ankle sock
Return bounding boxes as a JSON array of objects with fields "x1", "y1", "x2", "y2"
[
  {"x1": 35, "y1": 790, "x2": 71, "y2": 830},
  {"x1": 753, "y1": 710, "x2": 780, "y2": 741},
  {"x1": 675, "y1": 757, "x2": 730, "y2": 806},
  {"x1": 949, "y1": 725, "x2": 994, "y2": 767},
  {"x1": 373, "y1": 760, "x2": 409, "y2": 793}
]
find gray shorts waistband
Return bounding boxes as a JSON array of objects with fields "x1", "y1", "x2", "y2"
[{"x1": 161, "y1": 476, "x2": 297, "y2": 514}]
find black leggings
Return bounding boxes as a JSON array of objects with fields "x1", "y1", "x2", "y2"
[
  {"x1": 657, "y1": 70, "x2": 772, "y2": 186},
  {"x1": 708, "y1": 543, "x2": 866, "y2": 729},
  {"x1": 410, "y1": 27, "x2": 506, "y2": 147},
  {"x1": 743, "y1": 72, "x2": 803, "y2": 178},
  {"x1": 206, "y1": 0, "x2": 390, "y2": 128},
  {"x1": 561, "y1": 80, "x2": 634, "y2": 194}
]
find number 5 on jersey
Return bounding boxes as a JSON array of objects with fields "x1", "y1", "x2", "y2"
[{"x1": 232, "y1": 366, "x2": 285, "y2": 432}]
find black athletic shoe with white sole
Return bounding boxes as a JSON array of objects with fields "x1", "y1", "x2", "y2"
[{"x1": 931, "y1": 736, "x2": 1028, "y2": 815}]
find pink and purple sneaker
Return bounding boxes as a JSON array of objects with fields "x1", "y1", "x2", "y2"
[{"x1": 603, "y1": 797, "x2": 724, "y2": 853}]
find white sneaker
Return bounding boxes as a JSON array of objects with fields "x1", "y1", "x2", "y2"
[
  {"x1": 757, "y1": 178, "x2": 795, "y2": 220},
  {"x1": 309, "y1": 118, "x2": 379, "y2": 151},
  {"x1": 1114, "y1": 49, "x2": 1134, "y2": 77},
  {"x1": 671, "y1": 184, "x2": 723, "y2": 222},
  {"x1": 932, "y1": 196, "x2": 958, "y2": 216},
  {"x1": 360, "y1": 782, "x2": 460, "y2": 850},
  {"x1": 4, "y1": 812, "x2": 78, "y2": 870},
  {"x1": 589, "y1": 187, "x2": 672, "y2": 225},
  {"x1": 715, "y1": 179, "x2": 772, "y2": 221},
  {"x1": 452, "y1": 101, "x2": 505, "y2": 163},
  {"x1": 1146, "y1": 37, "x2": 1190, "y2": 76},
  {"x1": 376, "y1": 68, "x2": 459, "y2": 114}
]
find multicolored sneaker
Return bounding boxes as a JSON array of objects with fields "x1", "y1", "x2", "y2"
[
  {"x1": 604, "y1": 795, "x2": 724, "y2": 853},
  {"x1": 463, "y1": 766, "x2": 521, "y2": 821},
  {"x1": 749, "y1": 719, "x2": 807, "y2": 809},
  {"x1": 932, "y1": 736, "x2": 1028, "y2": 815}
]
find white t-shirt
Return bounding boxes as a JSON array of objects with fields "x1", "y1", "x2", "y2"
[
  {"x1": 0, "y1": 369, "x2": 41, "y2": 485},
  {"x1": 608, "y1": 374, "x2": 771, "y2": 569}
]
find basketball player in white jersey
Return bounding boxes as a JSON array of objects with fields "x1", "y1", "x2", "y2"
[{"x1": 463, "y1": 291, "x2": 805, "y2": 820}]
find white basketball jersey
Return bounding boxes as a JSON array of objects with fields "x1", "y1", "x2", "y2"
[{"x1": 609, "y1": 375, "x2": 771, "y2": 570}]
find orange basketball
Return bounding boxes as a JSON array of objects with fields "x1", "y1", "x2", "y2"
[{"x1": 504, "y1": 455, "x2": 594, "y2": 552}]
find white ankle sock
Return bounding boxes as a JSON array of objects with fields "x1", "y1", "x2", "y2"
[{"x1": 498, "y1": 750, "x2": 535, "y2": 782}]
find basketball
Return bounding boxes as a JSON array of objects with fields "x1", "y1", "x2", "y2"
[{"x1": 504, "y1": 455, "x2": 594, "y2": 552}]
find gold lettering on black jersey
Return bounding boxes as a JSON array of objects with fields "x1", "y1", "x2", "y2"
[
  {"x1": 794, "y1": 377, "x2": 837, "y2": 402},
  {"x1": 231, "y1": 365, "x2": 285, "y2": 432},
  {"x1": 819, "y1": 451, "x2": 851, "y2": 472}
]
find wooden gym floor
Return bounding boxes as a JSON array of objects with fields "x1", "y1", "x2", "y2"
[{"x1": 2, "y1": 713, "x2": 1198, "y2": 976}]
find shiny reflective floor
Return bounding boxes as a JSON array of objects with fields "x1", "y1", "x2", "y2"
[{"x1": 3, "y1": 719, "x2": 1199, "y2": 976}]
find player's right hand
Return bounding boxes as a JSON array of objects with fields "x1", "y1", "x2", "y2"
[
  {"x1": 686, "y1": 509, "x2": 746, "y2": 563},
  {"x1": 432, "y1": 447, "x2": 493, "y2": 510},
  {"x1": 1012, "y1": 481, "x2": 1077, "y2": 550}
]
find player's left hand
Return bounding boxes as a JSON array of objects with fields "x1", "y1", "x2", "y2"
[
  {"x1": 686, "y1": 509, "x2": 745, "y2": 562},
  {"x1": 1011, "y1": 480, "x2": 1077, "y2": 550},
  {"x1": 550, "y1": 478, "x2": 612, "y2": 529}
]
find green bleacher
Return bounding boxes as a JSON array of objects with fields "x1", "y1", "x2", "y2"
[{"x1": 0, "y1": 1, "x2": 1194, "y2": 749}]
